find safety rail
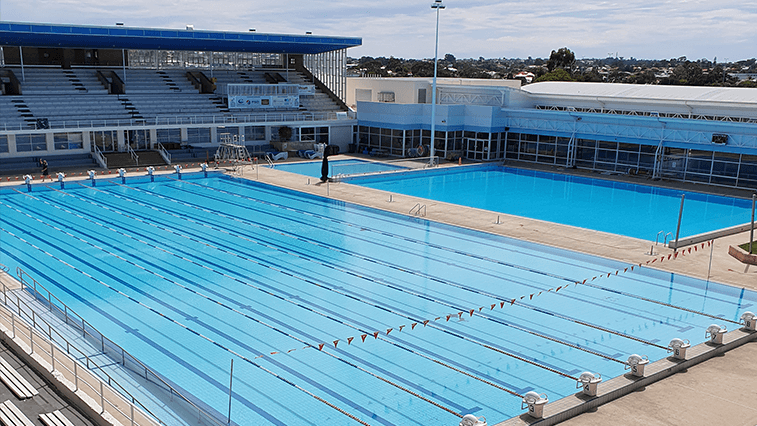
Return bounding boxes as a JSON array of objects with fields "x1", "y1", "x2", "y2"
[
  {"x1": 0, "y1": 111, "x2": 347, "y2": 132},
  {"x1": 265, "y1": 155, "x2": 274, "y2": 168},
  {"x1": 409, "y1": 203, "x2": 427, "y2": 217},
  {"x1": 92, "y1": 145, "x2": 108, "y2": 169},
  {"x1": 0, "y1": 281, "x2": 157, "y2": 426},
  {"x1": 13, "y1": 268, "x2": 227, "y2": 426},
  {"x1": 126, "y1": 144, "x2": 139, "y2": 167},
  {"x1": 156, "y1": 143, "x2": 172, "y2": 165}
]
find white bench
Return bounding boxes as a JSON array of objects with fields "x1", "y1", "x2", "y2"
[
  {"x1": 0, "y1": 400, "x2": 34, "y2": 426},
  {"x1": 0, "y1": 357, "x2": 38, "y2": 399},
  {"x1": 39, "y1": 410, "x2": 75, "y2": 426}
]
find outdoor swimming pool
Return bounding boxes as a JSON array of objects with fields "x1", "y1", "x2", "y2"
[
  {"x1": 276, "y1": 158, "x2": 408, "y2": 178},
  {"x1": 349, "y1": 165, "x2": 755, "y2": 242},
  {"x1": 0, "y1": 173, "x2": 754, "y2": 426}
]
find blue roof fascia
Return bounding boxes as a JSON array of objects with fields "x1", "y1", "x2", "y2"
[{"x1": 0, "y1": 21, "x2": 362, "y2": 54}]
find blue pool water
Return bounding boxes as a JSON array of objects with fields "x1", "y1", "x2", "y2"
[
  {"x1": 276, "y1": 158, "x2": 407, "y2": 178},
  {"x1": 0, "y1": 173, "x2": 755, "y2": 426},
  {"x1": 349, "y1": 165, "x2": 755, "y2": 241}
]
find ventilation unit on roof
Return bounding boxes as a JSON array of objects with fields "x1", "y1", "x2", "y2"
[{"x1": 712, "y1": 134, "x2": 728, "y2": 145}]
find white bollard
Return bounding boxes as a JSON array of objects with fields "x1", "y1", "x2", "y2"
[
  {"x1": 459, "y1": 414, "x2": 487, "y2": 426},
  {"x1": 521, "y1": 391, "x2": 548, "y2": 419},
  {"x1": 625, "y1": 354, "x2": 649, "y2": 377},
  {"x1": 576, "y1": 372, "x2": 602, "y2": 396},
  {"x1": 667, "y1": 338, "x2": 691, "y2": 360},
  {"x1": 705, "y1": 324, "x2": 727, "y2": 344},
  {"x1": 740, "y1": 312, "x2": 756, "y2": 331}
]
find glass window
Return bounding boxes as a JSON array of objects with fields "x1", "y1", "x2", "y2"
[
  {"x1": 711, "y1": 161, "x2": 739, "y2": 177},
  {"x1": 53, "y1": 132, "x2": 84, "y2": 150},
  {"x1": 713, "y1": 151, "x2": 740, "y2": 162},
  {"x1": 156, "y1": 128, "x2": 181, "y2": 145},
  {"x1": 15, "y1": 134, "x2": 47, "y2": 152},
  {"x1": 316, "y1": 127, "x2": 329, "y2": 144},
  {"x1": 187, "y1": 128, "x2": 210, "y2": 145},
  {"x1": 596, "y1": 149, "x2": 617, "y2": 163},
  {"x1": 0, "y1": 135, "x2": 8, "y2": 153},
  {"x1": 377, "y1": 92, "x2": 395, "y2": 103},
  {"x1": 244, "y1": 126, "x2": 265, "y2": 141},
  {"x1": 300, "y1": 127, "x2": 315, "y2": 141}
]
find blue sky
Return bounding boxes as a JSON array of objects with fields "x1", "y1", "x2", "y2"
[{"x1": 2, "y1": 0, "x2": 757, "y2": 61}]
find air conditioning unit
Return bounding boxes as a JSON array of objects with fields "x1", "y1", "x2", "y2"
[{"x1": 712, "y1": 134, "x2": 728, "y2": 145}]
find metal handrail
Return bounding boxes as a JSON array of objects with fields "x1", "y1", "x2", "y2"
[
  {"x1": 655, "y1": 230, "x2": 664, "y2": 245},
  {"x1": 15, "y1": 268, "x2": 227, "y2": 426},
  {"x1": 126, "y1": 144, "x2": 139, "y2": 166},
  {"x1": 93, "y1": 145, "x2": 108, "y2": 169},
  {"x1": 0, "y1": 279, "x2": 157, "y2": 426},
  {"x1": 409, "y1": 203, "x2": 427, "y2": 217},
  {"x1": 156, "y1": 143, "x2": 172, "y2": 165}
]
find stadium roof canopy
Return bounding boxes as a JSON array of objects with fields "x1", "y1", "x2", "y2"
[
  {"x1": 522, "y1": 81, "x2": 757, "y2": 105},
  {"x1": 0, "y1": 21, "x2": 361, "y2": 54}
]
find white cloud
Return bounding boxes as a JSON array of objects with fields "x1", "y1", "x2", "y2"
[{"x1": 2, "y1": 0, "x2": 757, "y2": 60}]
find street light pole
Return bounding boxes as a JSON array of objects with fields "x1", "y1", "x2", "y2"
[{"x1": 430, "y1": 0, "x2": 445, "y2": 167}]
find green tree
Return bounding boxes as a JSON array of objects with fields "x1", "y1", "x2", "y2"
[
  {"x1": 533, "y1": 68, "x2": 575, "y2": 83},
  {"x1": 579, "y1": 69, "x2": 604, "y2": 82},
  {"x1": 628, "y1": 70, "x2": 656, "y2": 84},
  {"x1": 410, "y1": 61, "x2": 433, "y2": 77},
  {"x1": 546, "y1": 47, "x2": 575, "y2": 72}
]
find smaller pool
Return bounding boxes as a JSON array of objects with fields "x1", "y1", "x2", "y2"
[
  {"x1": 276, "y1": 158, "x2": 407, "y2": 178},
  {"x1": 346, "y1": 165, "x2": 755, "y2": 241}
]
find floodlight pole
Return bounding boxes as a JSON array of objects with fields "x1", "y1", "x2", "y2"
[{"x1": 430, "y1": 0, "x2": 445, "y2": 167}]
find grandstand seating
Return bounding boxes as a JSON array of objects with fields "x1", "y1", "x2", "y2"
[
  {"x1": 0, "y1": 66, "x2": 346, "y2": 175},
  {"x1": 0, "y1": 97, "x2": 27, "y2": 130},
  {"x1": 1, "y1": 67, "x2": 344, "y2": 127}
]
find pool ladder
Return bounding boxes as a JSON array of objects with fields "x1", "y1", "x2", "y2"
[
  {"x1": 652, "y1": 231, "x2": 674, "y2": 254},
  {"x1": 409, "y1": 203, "x2": 426, "y2": 217}
]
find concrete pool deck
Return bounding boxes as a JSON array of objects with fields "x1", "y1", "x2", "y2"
[{"x1": 241, "y1": 157, "x2": 757, "y2": 426}]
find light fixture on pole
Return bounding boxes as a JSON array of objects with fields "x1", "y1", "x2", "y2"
[{"x1": 429, "y1": 0, "x2": 445, "y2": 166}]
